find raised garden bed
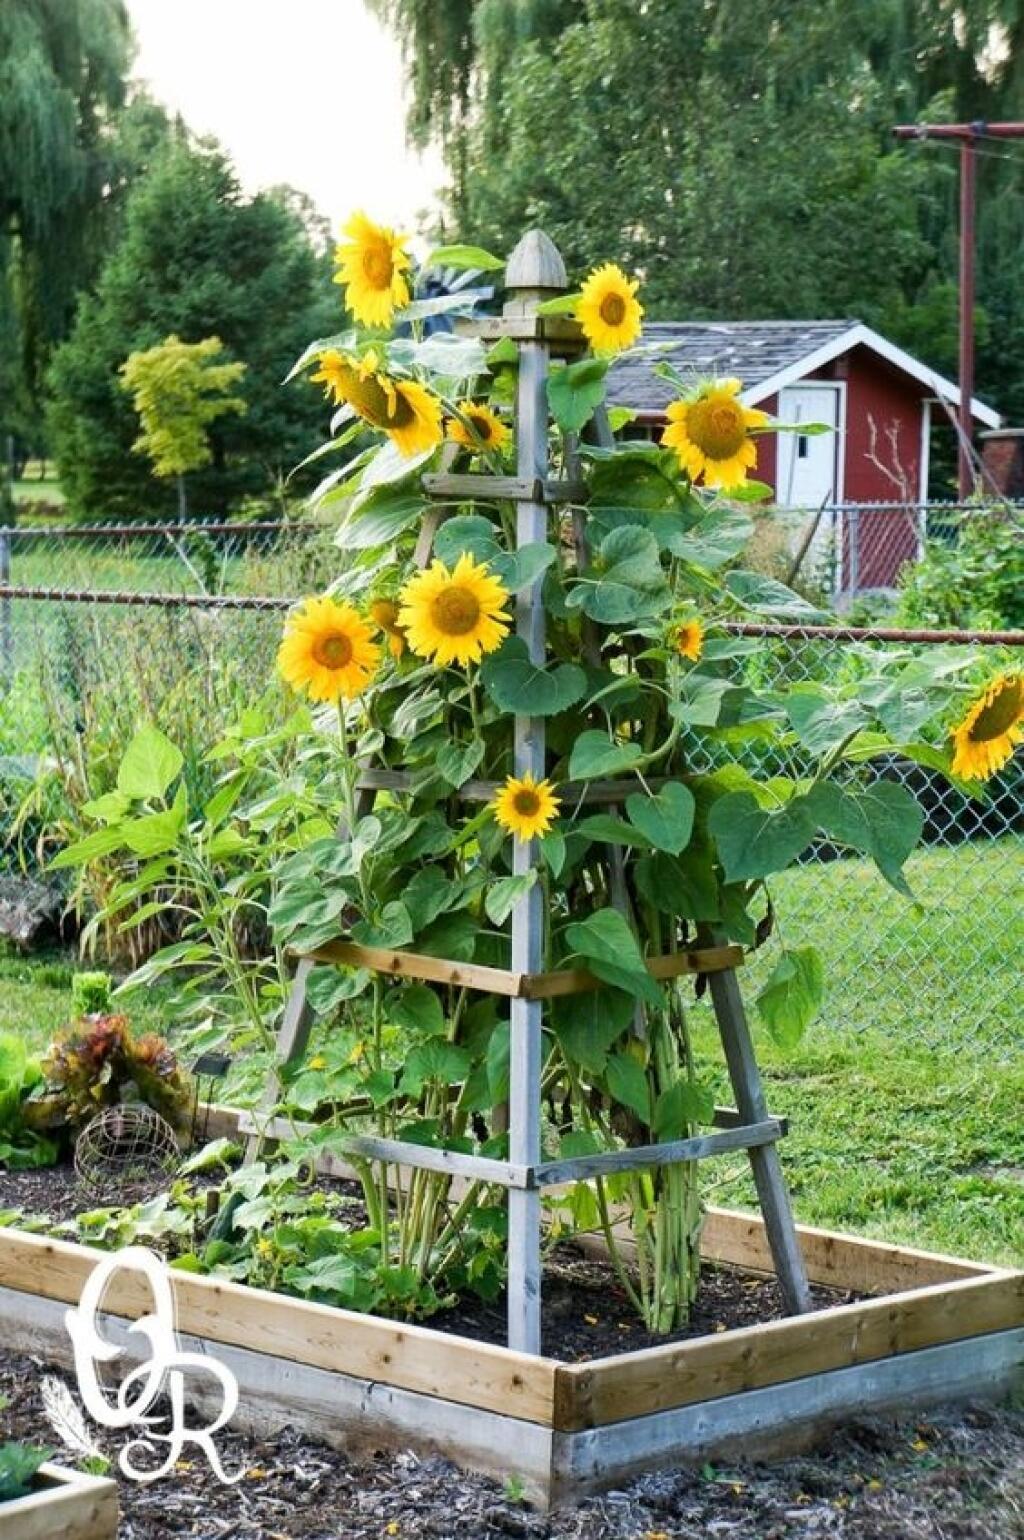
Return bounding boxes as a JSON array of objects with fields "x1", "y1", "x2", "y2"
[
  {"x1": 1, "y1": 1460, "x2": 118, "y2": 1540},
  {"x1": 0, "y1": 1176, "x2": 1020, "y2": 1507}
]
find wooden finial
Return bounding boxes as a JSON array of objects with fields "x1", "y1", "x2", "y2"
[{"x1": 504, "y1": 230, "x2": 567, "y2": 316}]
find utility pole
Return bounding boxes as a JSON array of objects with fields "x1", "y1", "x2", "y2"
[{"x1": 893, "y1": 121, "x2": 1024, "y2": 498}]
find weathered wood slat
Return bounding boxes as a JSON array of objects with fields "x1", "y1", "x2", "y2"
[
  {"x1": 1, "y1": 1463, "x2": 118, "y2": 1540},
  {"x1": 292, "y1": 939, "x2": 744, "y2": 997},
  {"x1": 354, "y1": 769, "x2": 674, "y2": 804},
  {"x1": 422, "y1": 473, "x2": 587, "y2": 503},
  {"x1": 454, "y1": 314, "x2": 585, "y2": 346},
  {"x1": 531, "y1": 1119, "x2": 785, "y2": 1188},
  {"x1": 0, "y1": 1230, "x2": 559, "y2": 1424}
]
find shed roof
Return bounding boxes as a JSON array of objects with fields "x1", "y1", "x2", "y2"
[{"x1": 606, "y1": 319, "x2": 1001, "y2": 428}]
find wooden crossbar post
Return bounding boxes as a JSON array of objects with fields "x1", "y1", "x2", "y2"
[
  {"x1": 503, "y1": 231, "x2": 566, "y2": 1353},
  {"x1": 707, "y1": 963, "x2": 813, "y2": 1314}
]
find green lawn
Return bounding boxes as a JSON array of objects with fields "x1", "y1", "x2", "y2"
[{"x1": 11, "y1": 472, "x2": 65, "y2": 508}]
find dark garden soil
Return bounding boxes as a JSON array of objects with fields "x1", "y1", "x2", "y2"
[
  {"x1": 0, "y1": 1159, "x2": 859, "y2": 1361},
  {"x1": 2, "y1": 1346, "x2": 1023, "y2": 1539}
]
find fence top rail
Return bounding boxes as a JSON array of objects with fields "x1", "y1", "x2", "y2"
[
  {"x1": 0, "y1": 585, "x2": 1020, "y2": 645},
  {"x1": 0, "y1": 521, "x2": 319, "y2": 540}
]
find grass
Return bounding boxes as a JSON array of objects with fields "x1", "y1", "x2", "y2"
[{"x1": 11, "y1": 470, "x2": 65, "y2": 508}]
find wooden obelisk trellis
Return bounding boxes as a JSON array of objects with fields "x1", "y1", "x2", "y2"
[{"x1": 247, "y1": 230, "x2": 812, "y2": 1354}]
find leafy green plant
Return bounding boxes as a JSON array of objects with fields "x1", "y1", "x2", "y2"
[
  {"x1": 0, "y1": 1033, "x2": 58, "y2": 1169},
  {"x1": 71, "y1": 972, "x2": 113, "y2": 1016},
  {"x1": 0, "y1": 1442, "x2": 52, "y2": 1503},
  {"x1": 897, "y1": 508, "x2": 1024, "y2": 631}
]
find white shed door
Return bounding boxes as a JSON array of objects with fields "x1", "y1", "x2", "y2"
[{"x1": 775, "y1": 386, "x2": 841, "y2": 507}]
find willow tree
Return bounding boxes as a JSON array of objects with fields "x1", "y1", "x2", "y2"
[{"x1": 0, "y1": 0, "x2": 132, "y2": 458}]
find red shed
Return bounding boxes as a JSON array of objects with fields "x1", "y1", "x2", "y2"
[{"x1": 607, "y1": 320, "x2": 1001, "y2": 593}]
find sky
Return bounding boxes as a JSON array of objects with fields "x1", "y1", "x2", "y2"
[{"x1": 125, "y1": 0, "x2": 445, "y2": 236}]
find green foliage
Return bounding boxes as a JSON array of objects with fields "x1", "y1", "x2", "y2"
[
  {"x1": 0, "y1": 1441, "x2": 52, "y2": 1503},
  {"x1": 0, "y1": 1032, "x2": 57, "y2": 1169},
  {"x1": 897, "y1": 511, "x2": 1024, "y2": 632},
  {"x1": 120, "y1": 334, "x2": 248, "y2": 490},
  {"x1": 71, "y1": 972, "x2": 113, "y2": 1017},
  {"x1": 47, "y1": 139, "x2": 336, "y2": 519},
  {"x1": 27, "y1": 1011, "x2": 193, "y2": 1133}
]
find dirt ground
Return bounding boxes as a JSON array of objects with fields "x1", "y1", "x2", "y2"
[{"x1": 2, "y1": 1347, "x2": 1023, "y2": 1539}]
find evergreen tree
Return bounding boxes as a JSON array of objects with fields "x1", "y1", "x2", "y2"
[{"x1": 47, "y1": 140, "x2": 337, "y2": 520}]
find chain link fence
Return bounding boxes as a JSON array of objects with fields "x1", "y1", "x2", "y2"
[{"x1": 0, "y1": 520, "x2": 1020, "y2": 1054}]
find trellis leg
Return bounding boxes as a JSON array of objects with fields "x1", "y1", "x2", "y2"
[
  {"x1": 504, "y1": 232, "x2": 563, "y2": 1353},
  {"x1": 707, "y1": 965, "x2": 813, "y2": 1313}
]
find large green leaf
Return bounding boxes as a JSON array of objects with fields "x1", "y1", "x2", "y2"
[
  {"x1": 484, "y1": 871, "x2": 537, "y2": 926},
  {"x1": 547, "y1": 356, "x2": 608, "y2": 432},
  {"x1": 625, "y1": 783, "x2": 695, "y2": 855},
  {"x1": 604, "y1": 1053, "x2": 651, "y2": 1123},
  {"x1": 707, "y1": 791, "x2": 817, "y2": 880},
  {"x1": 552, "y1": 986, "x2": 634, "y2": 1073},
  {"x1": 481, "y1": 637, "x2": 587, "y2": 716},
  {"x1": 575, "y1": 814, "x2": 654, "y2": 849},
  {"x1": 785, "y1": 690, "x2": 868, "y2": 757},
  {"x1": 567, "y1": 525, "x2": 669, "y2": 624},
  {"x1": 350, "y1": 901, "x2": 413, "y2": 949},
  {"x1": 424, "y1": 243, "x2": 505, "y2": 272},
  {"x1": 117, "y1": 723, "x2": 183, "y2": 801},
  {"x1": 806, "y1": 779, "x2": 923, "y2": 898},
  {"x1": 564, "y1": 908, "x2": 662, "y2": 1006},
  {"x1": 756, "y1": 946, "x2": 824, "y2": 1049},
  {"x1": 568, "y1": 730, "x2": 643, "y2": 780},
  {"x1": 725, "y1": 570, "x2": 830, "y2": 620},
  {"x1": 387, "y1": 983, "x2": 445, "y2": 1037},
  {"x1": 652, "y1": 1079, "x2": 715, "y2": 1138},
  {"x1": 656, "y1": 506, "x2": 753, "y2": 568},
  {"x1": 401, "y1": 1039, "x2": 472, "y2": 1092},
  {"x1": 336, "y1": 482, "x2": 428, "y2": 550}
]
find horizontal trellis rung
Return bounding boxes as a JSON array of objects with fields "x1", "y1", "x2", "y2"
[
  {"x1": 293, "y1": 939, "x2": 745, "y2": 996},
  {"x1": 235, "y1": 1115, "x2": 787, "y2": 1191},
  {"x1": 422, "y1": 473, "x2": 587, "y2": 503},
  {"x1": 354, "y1": 770, "x2": 673, "y2": 804},
  {"x1": 454, "y1": 314, "x2": 585, "y2": 346}
]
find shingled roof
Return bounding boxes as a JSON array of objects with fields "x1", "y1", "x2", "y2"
[{"x1": 605, "y1": 318, "x2": 1001, "y2": 427}]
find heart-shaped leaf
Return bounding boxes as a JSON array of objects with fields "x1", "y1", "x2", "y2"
[{"x1": 625, "y1": 782, "x2": 695, "y2": 855}]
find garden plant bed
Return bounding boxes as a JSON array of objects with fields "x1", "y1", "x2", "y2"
[
  {"x1": 0, "y1": 1460, "x2": 118, "y2": 1540},
  {"x1": 0, "y1": 1185, "x2": 1020, "y2": 1506}
]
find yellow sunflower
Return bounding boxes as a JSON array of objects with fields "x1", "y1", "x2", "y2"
[
  {"x1": 662, "y1": 378, "x2": 767, "y2": 489},
  {"x1": 277, "y1": 596, "x2": 380, "y2": 703},
  {"x1": 333, "y1": 211, "x2": 411, "y2": 328},
  {"x1": 369, "y1": 597, "x2": 407, "y2": 659},
  {"x1": 950, "y1": 672, "x2": 1024, "y2": 781},
  {"x1": 309, "y1": 349, "x2": 442, "y2": 458},
  {"x1": 491, "y1": 774, "x2": 561, "y2": 842},
  {"x1": 448, "y1": 401, "x2": 511, "y2": 453},
  {"x1": 397, "y1": 553, "x2": 511, "y2": 667},
  {"x1": 672, "y1": 616, "x2": 704, "y2": 662},
  {"x1": 577, "y1": 263, "x2": 643, "y2": 353}
]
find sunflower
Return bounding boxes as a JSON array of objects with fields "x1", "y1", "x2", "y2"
[
  {"x1": 277, "y1": 596, "x2": 380, "y2": 703},
  {"x1": 309, "y1": 349, "x2": 442, "y2": 458},
  {"x1": 950, "y1": 672, "x2": 1024, "y2": 780},
  {"x1": 492, "y1": 774, "x2": 561, "y2": 842},
  {"x1": 577, "y1": 263, "x2": 643, "y2": 353},
  {"x1": 398, "y1": 553, "x2": 511, "y2": 667},
  {"x1": 333, "y1": 211, "x2": 411, "y2": 327},
  {"x1": 671, "y1": 616, "x2": 704, "y2": 663},
  {"x1": 369, "y1": 597, "x2": 407, "y2": 659},
  {"x1": 448, "y1": 401, "x2": 511, "y2": 453},
  {"x1": 662, "y1": 378, "x2": 767, "y2": 489}
]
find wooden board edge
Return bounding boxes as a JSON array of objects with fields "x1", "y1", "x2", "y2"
[
  {"x1": 701, "y1": 1206, "x2": 1001, "y2": 1289},
  {"x1": 549, "y1": 1327, "x2": 1024, "y2": 1500},
  {"x1": 552, "y1": 1269, "x2": 1024, "y2": 1431},
  {"x1": 0, "y1": 1226, "x2": 559, "y2": 1425}
]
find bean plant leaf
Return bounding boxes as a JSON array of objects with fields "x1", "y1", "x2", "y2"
[
  {"x1": 350, "y1": 901, "x2": 413, "y2": 950},
  {"x1": 756, "y1": 945, "x2": 825, "y2": 1049},
  {"x1": 625, "y1": 783, "x2": 695, "y2": 855},
  {"x1": 401, "y1": 1039, "x2": 472, "y2": 1093},
  {"x1": 552, "y1": 986, "x2": 634, "y2": 1073},
  {"x1": 652, "y1": 1079, "x2": 715, "y2": 1139},
  {"x1": 707, "y1": 791, "x2": 817, "y2": 880},
  {"x1": 387, "y1": 983, "x2": 445, "y2": 1037},
  {"x1": 117, "y1": 723, "x2": 183, "y2": 801},
  {"x1": 481, "y1": 637, "x2": 587, "y2": 716},
  {"x1": 806, "y1": 779, "x2": 923, "y2": 898},
  {"x1": 547, "y1": 356, "x2": 609, "y2": 432},
  {"x1": 484, "y1": 871, "x2": 537, "y2": 926},
  {"x1": 564, "y1": 907, "x2": 662, "y2": 1006}
]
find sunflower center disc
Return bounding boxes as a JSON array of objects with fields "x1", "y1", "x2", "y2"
[
  {"x1": 314, "y1": 633, "x2": 354, "y2": 668},
  {"x1": 468, "y1": 412, "x2": 493, "y2": 442},
  {"x1": 513, "y1": 790, "x2": 541, "y2": 816},
  {"x1": 599, "y1": 292, "x2": 627, "y2": 326},
  {"x1": 363, "y1": 245, "x2": 393, "y2": 288},
  {"x1": 388, "y1": 388, "x2": 416, "y2": 427},
  {"x1": 431, "y1": 587, "x2": 482, "y2": 635},
  {"x1": 687, "y1": 397, "x2": 747, "y2": 458},
  {"x1": 970, "y1": 677, "x2": 1023, "y2": 741}
]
